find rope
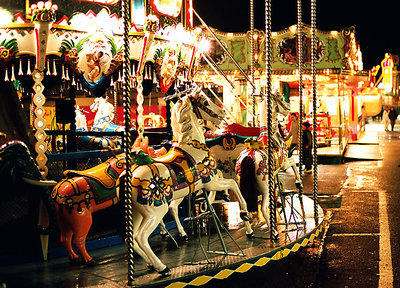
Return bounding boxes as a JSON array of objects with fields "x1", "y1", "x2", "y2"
[
  {"x1": 121, "y1": 0, "x2": 135, "y2": 285},
  {"x1": 311, "y1": 0, "x2": 319, "y2": 222},
  {"x1": 265, "y1": 0, "x2": 278, "y2": 242}
]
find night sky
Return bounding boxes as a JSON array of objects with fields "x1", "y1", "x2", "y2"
[
  {"x1": 0, "y1": 0, "x2": 398, "y2": 70},
  {"x1": 194, "y1": 0, "x2": 400, "y2": 70}
]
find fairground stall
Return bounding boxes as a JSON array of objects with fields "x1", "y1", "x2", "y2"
[
  {"x1": 195, "y1": 24, "x2": 375, "y2": 156},
  {"x1": 0, "y1": 1, "x2": 330, "y2": 287}
]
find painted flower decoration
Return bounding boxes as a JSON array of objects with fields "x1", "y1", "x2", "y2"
[
  {"x1": 30, "y1": 1, "x2": 58, "y2": 23},
  {"x1": 65, "y1": 48, "x2": 78, "y2": 62},
  {"x1": 144, "y1": 14, "x2": 160, "y2": 33},
  {"x1": 0, "y1": 39, "x2": 18, "y2": 63},
  {"x1": 200, "y1": 156, "x2": 216, "y2": 178},
  {"x1": 113, "y1": 51, "x2": 123, "y2": 62},
  {"x1": 0, "y1": 48, "x2": 11, "y2": 59}
]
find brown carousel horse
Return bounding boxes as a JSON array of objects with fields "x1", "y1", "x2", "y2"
[
  {"x1": 51, "y1": 153, "x2": 126, "y2": 264},
  {"x1": 51, "y1": 136, "x2": 165, "y2": 265}
]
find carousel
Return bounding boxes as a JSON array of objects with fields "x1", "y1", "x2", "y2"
[{"x1": 0, "y1": 1, "x2": 331, "y2": 287}]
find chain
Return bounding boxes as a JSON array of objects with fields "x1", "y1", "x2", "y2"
[
  {"x1": 265, "y1": 0, "x2": 278, "y2": 242},
  {"x1": 122, "y1": 0, "x2": 134, "y2": 285},
  {"x1": 311, "y1": 0, "x2": 319, "y2": 222}
]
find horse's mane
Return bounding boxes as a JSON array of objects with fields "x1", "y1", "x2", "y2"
[{"x1": 171, "y1": 96, "x2": 195, "y2": 144}]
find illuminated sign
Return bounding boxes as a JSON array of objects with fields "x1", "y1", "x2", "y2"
[{"x1": 381, "y1": 53, "x2": 393, "y2": 93}]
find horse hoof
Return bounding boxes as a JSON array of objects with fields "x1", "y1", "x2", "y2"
[
  {"x1": 69, "y1": 258, "x2": 81, "y2": 266},
  {"x1": 295, "y1": 183, "x2": 303, "y2": 189},
  {"x1": 147, "y1": 264, "x2": 156, "y2": 272},
  {"x1": 179, "y1": 234, "x2": 189, "y2": 241},
  {"x1": 85, "y1": 259, "x2": 96, "y2": 266},
  {"x1": 160, "y1": 233, "x2": 170, "y2": 239},
  {"x1": 158, "y1": 267, "x2": 171, "y2": 277},
  {"x1": 246, "y1": 232, "x2": 255, "y2": 239},
  {"x1": 240, "y1": 212, "x2": 251, "y2": 222}
]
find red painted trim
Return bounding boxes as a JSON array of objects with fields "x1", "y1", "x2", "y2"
[{"x1": 137, "y1": 34, "x2": 149, "y2": 75}]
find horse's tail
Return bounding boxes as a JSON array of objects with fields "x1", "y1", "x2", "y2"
[{"x1": 239, "y1": 156, "x2": 258, "y2": 212}]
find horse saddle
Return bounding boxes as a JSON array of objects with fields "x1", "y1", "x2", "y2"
[
  {"x1": 63, "y1": 161, "x2": 116, "y2": 189},
  {"x1": 154, "y1": 146, "x2": 199, "y2": 188}
]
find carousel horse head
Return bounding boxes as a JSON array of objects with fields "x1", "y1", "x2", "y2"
[
  {"x1": 75, "y1": 105, "x2": 88, "y2": 131},
  {"x1": 90, "y1": 96, "x2": 115, "y2": 126},
  {"x1": 169, "y1": 86, "x2": 225, "y2": 144}
]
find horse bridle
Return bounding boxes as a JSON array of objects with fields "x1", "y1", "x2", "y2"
[
  {"x1": 188, "y1": 95, "x2": 223, "y2": 121},
  {"x1": 261, "y1": 91, "x2": 290, "y2": 112},
  {"x1": 163, "y1": 87, "x2": 224, "y2": 122}
]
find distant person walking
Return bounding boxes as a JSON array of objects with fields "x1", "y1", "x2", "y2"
[
  {"x1": 382, "y1": 106, "x2": 390, "y2": 131},
  {"x1": 285, "y1": 112, "x2": 299, "y2": 158},
  {"x1": 361, "y1": 104, "x2": 367, "y2": 131},
  {"x1": 302, "y1": 122, "x2": 313, "y2": 174},
  {"x1": 389, "y1": 107, "x2": 398, "y2": 131}
]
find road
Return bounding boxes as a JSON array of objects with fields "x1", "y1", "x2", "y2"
[{"x1": 317, "y1": 130, "x2": 400, "y2": 288}]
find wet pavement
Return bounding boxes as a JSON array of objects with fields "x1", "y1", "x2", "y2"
[{"x1": 1, "y1": 121, "x2": 399, "y2": 288}]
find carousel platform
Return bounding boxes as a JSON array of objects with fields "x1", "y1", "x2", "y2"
[
  {"x1": 0, "y1": 196, "x2": 331, "y2": 288},
  {"x1": 345, "y1": 126, "x2": 382, "y2": 161},
  {"x1": 317, "y1": 127, "x2": 381, "y2": 163}
]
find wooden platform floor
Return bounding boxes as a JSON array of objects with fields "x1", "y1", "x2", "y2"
[{"x1": 0, "y1": 197, "x2": 330, "y2": 288}]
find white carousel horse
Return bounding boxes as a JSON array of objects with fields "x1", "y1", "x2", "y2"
[
  {"x1": 75, "y1": 105, "x2": 117, "y2": 150},
  {"x1": 90, "y1": 96, "x2": 115, "y2": 125},
  {"x1": 129, "y1": 87, "x2": 253, "y2": 276},
  {"x1": 75, "y1": 105, "x2": 88, "y2": 131},
  {"x1": 90, "y1": 97, "x2": 124, "y2": 147},
  {"x1": 90, "y1": 96, "x2": 123, "y2": 133},
  {"x1": 235, "y1": 92, "x2": 302, "y2": 230},
  {"x1": 260, "y1": 93, "x2": 301, "y2": 186}
]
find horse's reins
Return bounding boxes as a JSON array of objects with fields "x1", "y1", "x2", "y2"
[
  {"x1": 260, "y1": 91, "x2": 290, "y2": 112},
  {"x1": 188, "y1": 95, "x2": 223, "y2": 122},
  {"x1": 163, "y1": 87, "x2": 226, "y2": 124}
]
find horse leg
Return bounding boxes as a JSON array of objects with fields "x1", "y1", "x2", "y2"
[
  {"x1": 204, "y1": 179, "x2": 254, "y2": 237},
  {"x1": 282, "y1": 157, "x2": 302, "y2": 189},
  {"x1": 159, "y1": 219, "x2": 168, "y2": 238},
  {"x1": 134, "y1": 204, "x2": 170, "y2": 276},
  {"x1": 256, "y1": 181, "x2": 270, "y2": 231},
  {"x1": 130, "y1": 208, "x2": 153, "y2": 269},
  {"x1": 289, "y1": 160, "x2": 303, "y2": 189},
  {"x1": 168, "y1": 198, "x2": 188, "y2": 240},
  {"x1": 57, "y1": 209, "x2": 79, "y2": 263},
  {"x1": 70, "y1": 208, "x2": 94, "y2": 264},
  {"x1": 207, "y1": 190, "x2": 216, "y2": 203}
]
